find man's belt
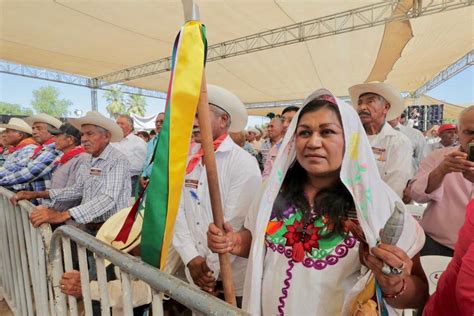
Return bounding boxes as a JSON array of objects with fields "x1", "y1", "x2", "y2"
[{"x1": 85, "y1": 221, "x2": 105, "y2": 232}]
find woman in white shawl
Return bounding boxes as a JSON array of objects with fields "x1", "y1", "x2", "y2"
[{"x1": 207, "y1": 89, "x2": 428, "y2": 315}]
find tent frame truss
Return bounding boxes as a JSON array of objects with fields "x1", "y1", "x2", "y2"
[
  {"x1": 1, "y1": 1, "x2": 472, "y2": 111},
  {"x1": 0, "y1": 61, "x2": 166, "y2": 111},
  {"x1": 95, "y1": 0, "x2": 473, "y2": 86},
  {"x1": 411, "y1": 50, "x2": 474, "y2": 97}
]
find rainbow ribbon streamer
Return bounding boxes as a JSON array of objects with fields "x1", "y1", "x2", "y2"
[{"x1": 114, "y1": 20, "x2": 207, "y2": 269}]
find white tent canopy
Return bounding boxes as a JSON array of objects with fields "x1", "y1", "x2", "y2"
[{"x1": 1, "y1": 0, "x2": 472, "y2": 103}]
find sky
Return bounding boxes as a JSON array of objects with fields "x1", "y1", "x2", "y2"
[{"x1": 0, "y1": 66, "x2": 472, "y2": 126}]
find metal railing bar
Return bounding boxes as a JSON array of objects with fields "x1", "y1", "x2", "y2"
[
  {"x1": 96, "y1": 256, "x2": 111, "y2": 316},
  {"x1": 20, "y1": 209, "x2": 39, "y2": 312},
  {"x1": 4, "y1": 196, "x2": 23, "y2": 314},
  {"x1": 49, "y1": 226, "x2": 247, "y2": 315},
  {"x1": 15, "y1": 208, "x2": 34, "y2": 316},
  {"x1": 37, "y1": 234, "x2": 50, "y2": 316},
  {"x1": 120, "y1": 272, "x2": 134, "y2": 315},
  {"x1": 50, "y1": 240, "x2": 67, "y2": 315},
  {"x1": 151, "y1": 289, "x2": 164, "y2": 316},
  {"x1": 78, "y1": 245, "x2": 93, "y2": 316},
  {"x1": 0, "y1": 198, "x2": 14, "y2": 306},
  {"x1": 62, "y1": 237, "x2": 78, "y2": 316}
]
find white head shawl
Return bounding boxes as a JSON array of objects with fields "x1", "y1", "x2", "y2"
[{"x1": 242, "y1": 89, "x2": 425, "y2": 315}]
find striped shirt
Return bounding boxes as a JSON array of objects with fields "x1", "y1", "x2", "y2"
[
  {"x1": 0, "y1": 142, "x2": 59, "y2": 200},
  {"x1": 49, "y1": 145, "x2": 131, "y2": 224},
  {"x1": 47, "y1": 153, "x2": 89, "y2": 211},
  {"x1": 0, "y1": 142, "x2": 38, "y2": 170}
]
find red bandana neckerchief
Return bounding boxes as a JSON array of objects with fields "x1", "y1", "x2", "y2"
[
  {"x1": 8, "y1": 137, "x2": 38, "y2": 154},
  {"x1": 55, "y1": 146, "x2": 85, "y2": 166},
  {"x1": 186, "y1": 133, "x2": 228, "y2": 174},
  {"x1": 31, "y1": 137, "x2": 56, "y2": 158}
]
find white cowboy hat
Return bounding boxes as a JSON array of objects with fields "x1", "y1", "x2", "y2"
[
  {"x1": 348, "y1": 81, "x2": 405, "y2": 121},
  {"x1": 24, "y1": 113, "x2": 63, "y2": 129},
  {"x1": 69, "y1": 111, "x2": 123, "y2": 142},
  {"x1": 95, "y1": 207, "x2": 143, "y2": 266},
  {"x1": 207, "y1": 84, "x2": 248, "y2": 132},
  {"x1": 0, "y1": 118, "x2": 33, "y2": 135}
]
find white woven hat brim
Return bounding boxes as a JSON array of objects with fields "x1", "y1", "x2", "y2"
[
  {"x1": 95, "y1": 207, "x2": 143, "y2": 267},
  {"x1": 69, "y1": 112, "x2": 123, "y2": 142},
  {"x1": 0, "y1": 118, "x2": 33, "y2": 135},
  {"x1": 24, "y1": 113, "x2": 63, "y2": 129}
]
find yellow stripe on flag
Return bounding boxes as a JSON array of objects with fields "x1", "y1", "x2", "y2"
[{"x1": 160, "y1": 21, "x2": 205, "y2": 269}]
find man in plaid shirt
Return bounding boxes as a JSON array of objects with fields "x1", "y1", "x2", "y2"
[
  {"x1": 0, "y1": 114, "x2": 62, "y2": 202},
  {"x1": 0, "y1": 117, "x2": 38, "y2": 169},
  {"x1": 29, "y1": 111, "x2": 131, "y2": 235}
]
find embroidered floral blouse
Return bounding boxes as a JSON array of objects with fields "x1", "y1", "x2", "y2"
[{"x1": 262, "y1": 203, "x2": 360, "y2": 315}]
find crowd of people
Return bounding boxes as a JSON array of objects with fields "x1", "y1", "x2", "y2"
[{"x1": 0, "y1": 81, "x2": 472, "y2": 315}]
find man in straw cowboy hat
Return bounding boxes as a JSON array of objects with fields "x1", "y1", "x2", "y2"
[
  {"x1": 0, "y1": 113, "x2": 62, "y2": 200},
  {"x1": 0, "y1": 117, "x2": 38, "y2": 169},
  {"x1": 173, "y1": 85, "x2": 261, "y2": 305},
  {"x1": 349, "y1": 82, "x2": 413, "y2": 198},
  {"x1": 29, "y1": 111, "x2": 131, "y2": 235},
  {"x1": 11, "y1": 123, "x2": 88, "y2": 212}
]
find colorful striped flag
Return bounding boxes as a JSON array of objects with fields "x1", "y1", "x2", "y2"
[{"x1": 114, "y1": 20, "x2": 207, "y2": 269}]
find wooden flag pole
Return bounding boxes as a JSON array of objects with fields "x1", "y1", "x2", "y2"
[
  {"x1": 182, "y1": 0, "x2": 236, "y2": 306},
  {"x1": 196, "y1": 74, "x2": 237, "y2": 306}
]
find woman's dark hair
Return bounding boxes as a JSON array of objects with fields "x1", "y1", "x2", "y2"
[
  {"x1": 272, "y1": 99, "x2": 354, "y2": 236},
  {"x1": 136, "y1": 131, "x2": 150, "y2": 142}
]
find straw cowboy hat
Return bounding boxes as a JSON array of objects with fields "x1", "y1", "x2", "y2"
[
  {"x1": 24, "y1": 113, "x2": 63, "y2": 129},
  {"x1": 349, "y1": 81, "x2": 405, "y2": 121},
  {"x1": 69, "y1": 111, "x2": 123, "y2": 142},
  {"x1": 95, "y1": 207, "x2": 143, "y2": 266},
  {"x1": 207, "y1": 84, "x2": 248, "y2": 132},
  {"x1": 0, "y1": 118, "x2": 33, "y2": 135}
]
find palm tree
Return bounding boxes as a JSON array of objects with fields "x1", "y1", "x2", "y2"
[
  {"x1": 104, "y1": 87, "x2": 126, "y2": 119},
  {"x1": 127, "y1": 94, "x2": 147, "y2": 116}
]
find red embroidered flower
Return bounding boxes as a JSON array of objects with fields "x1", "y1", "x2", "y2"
[{"x1": 284, "y1": 220, "x2": 320, "y2": 262}]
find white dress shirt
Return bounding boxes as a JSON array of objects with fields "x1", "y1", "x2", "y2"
[
  {"x1": 394, "y1": 123, "x2": 427, "y2": 172},
  {"x1": 173, "y1": 135, "x2": 262, "y2": 296},
  {"x1": 367, "y1": 123, "x2": 413, "y2": 197},
  {"x1": 111, "y1": 133, "x2": 147, "y2": 176}
]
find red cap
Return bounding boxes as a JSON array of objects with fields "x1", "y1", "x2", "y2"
[{"x1": 438, "y1": 124, "x2": 457, "y2": 135}]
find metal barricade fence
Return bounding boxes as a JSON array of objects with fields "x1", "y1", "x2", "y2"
[
  {"x1": 49, "y1": 225, "x2": 247, "y2": 316},
  {"x1": 0, "y1": 187, "x2": 54, "y2": 316},
  {"x1": 1, "y1": 185, "x2": 247, "y2": 316}
]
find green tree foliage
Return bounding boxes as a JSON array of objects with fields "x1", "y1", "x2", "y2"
[
  {"x1": 104, "y1": 87, "x2": 126, "y2": 119},
  {"x1": 0, "y1": 101, "x2": 33, "y2": 115},
  {"x1": 126, "y1": 94, "x2": 147, "y2": 116},
  {"x1": 31, "y1": 86, "x2": 72, "y2": 117}
]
